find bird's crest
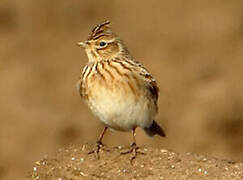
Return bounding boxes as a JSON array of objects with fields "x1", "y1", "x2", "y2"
[{"x1": 88, "y1": 20, "x2": 112, "y2": 40}]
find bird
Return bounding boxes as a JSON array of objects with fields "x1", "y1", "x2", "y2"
[{"x1": 77, "y1": 20, "x2": 166, "y2": 162}]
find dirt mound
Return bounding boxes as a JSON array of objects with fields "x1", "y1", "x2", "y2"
[{"x1": 25, "y1": 144, "x2": 243, "y2": 180}]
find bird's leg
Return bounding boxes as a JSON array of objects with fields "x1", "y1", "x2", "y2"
[
  {"x1": 120, "y1": 128, "x2": 145, "y2": 163},
  {"x1": 88, "y1": 126, "x2": 108, "y2": 159}
]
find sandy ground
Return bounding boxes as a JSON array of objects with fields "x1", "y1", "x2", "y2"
[{"x1": 25, "y1": 144, "x2": 243, "y2": 180}]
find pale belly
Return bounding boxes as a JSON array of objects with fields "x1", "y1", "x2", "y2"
[{"x1": 86, "y1": 83, "x2": 156, "y2": 131}]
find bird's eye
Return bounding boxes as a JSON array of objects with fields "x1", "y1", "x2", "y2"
[{"x1": 99, "y1": 41, "x2": 107, "y2": 47}]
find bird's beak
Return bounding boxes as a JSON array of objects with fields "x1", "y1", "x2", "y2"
[{"x1": 77, "y1": 41, "x2": 88, "y2": 48}]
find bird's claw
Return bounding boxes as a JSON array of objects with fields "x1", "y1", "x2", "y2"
[
  {"x1": 120, "y1": 142, "x2": 145, "y2": 164},
  {"x1": 88, "y1": 141, "x2": 107, "y2": 159}
]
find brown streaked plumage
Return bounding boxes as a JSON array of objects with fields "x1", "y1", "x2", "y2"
[{"x1": 77, "y1": 21, "x2": 166, "y2": 162}]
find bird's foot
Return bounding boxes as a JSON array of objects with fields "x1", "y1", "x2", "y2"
[
  {"x1": 120, "y1": 142, "x2": 145, "y2": 164},
  {"x1": 88, "y1": 140, "x2": 108, "y2": 159}
]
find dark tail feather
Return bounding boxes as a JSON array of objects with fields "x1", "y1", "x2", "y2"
[{"x1": 144, "y1": 121, "x2": 166, "y2": 137}]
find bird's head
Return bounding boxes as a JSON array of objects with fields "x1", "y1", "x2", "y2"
[{"x1": 77, "y1": 21, "x2": 131, "y2": 62}]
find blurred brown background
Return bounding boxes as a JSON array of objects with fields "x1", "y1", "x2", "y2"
[{"x1": 0, "y1": 0, "x2": 243, "y2": 179}]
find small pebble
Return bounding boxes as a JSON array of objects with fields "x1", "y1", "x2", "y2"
[
  {"x1": 161, "y1": 149, "x2": 168, "y2": 153},
  {"x1": 80, "y1": 172, "x2": 88, "y2": 176},
  {"x1": 71, "y1": 157, "x2": 75, "y2": 161},
  {"x1": 33, "y1": 167, "x2": 37, "y2": 172},
  {"x1": 202, "y1": 158, "x2": 207, "y2": 161},
  {"x1": 198, "y1": 168, "x2": 202, "y2": 172}
]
